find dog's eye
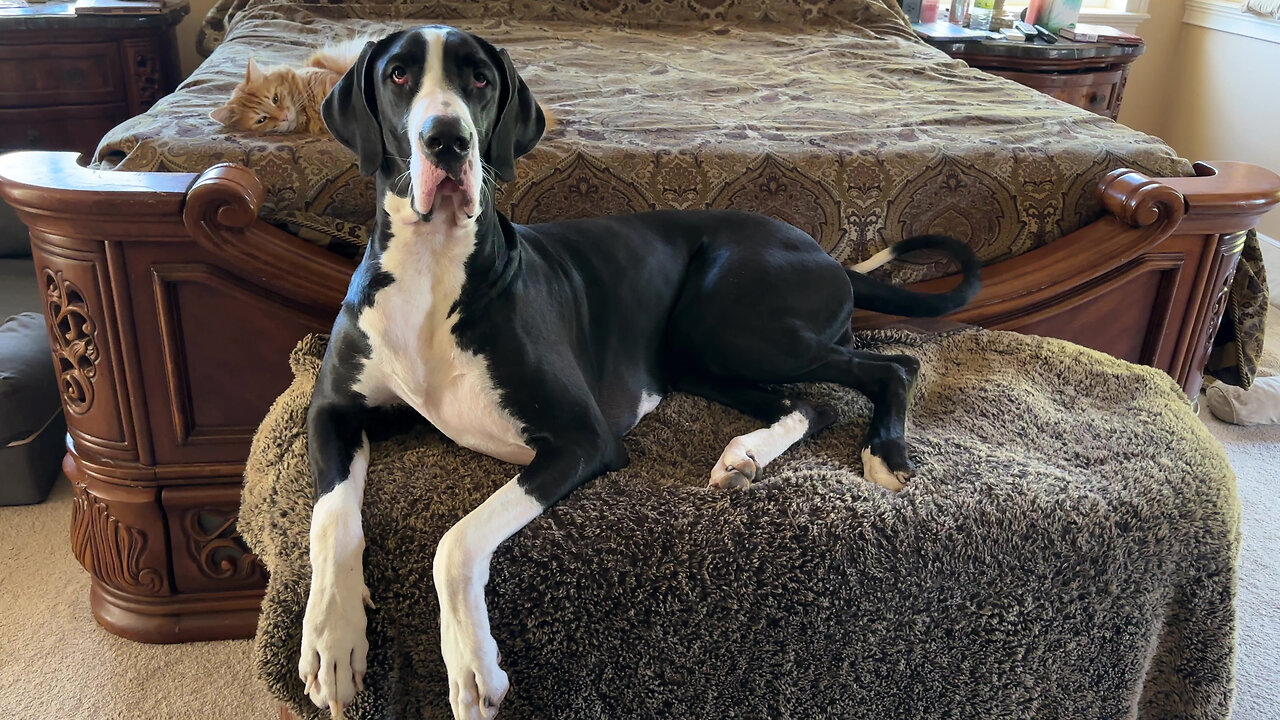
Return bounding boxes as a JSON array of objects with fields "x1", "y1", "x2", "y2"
[
  {"x1": 390, "y1": 66, "x2": 409, "y2": 85},
  {"x1": 256, "y1": 116, "x2": 267, "y2": 124},
  {"x1": 473, "y1": 71, "x2": 488, "y2": 89},
  {"x1": 272, "y1": 94, "x2": 279, "y2": 104}
]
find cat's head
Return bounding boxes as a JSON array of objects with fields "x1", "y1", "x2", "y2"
[{"x1": 210, "y1": 59, "x2": 301, "y2": 133}]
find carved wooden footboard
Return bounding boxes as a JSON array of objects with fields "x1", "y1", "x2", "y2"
[
  {"x1": 856, "y1": 161, "x2": 1280, "y2": 399},
  {"x1": 1, "y1": 151, "x2": 1277, "y2": 643}
]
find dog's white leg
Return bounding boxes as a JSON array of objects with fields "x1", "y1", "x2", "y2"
[
  {"x1": 434, "y1": 477, "x2": 544, "y2": 720},
  {"x1": 300, "y1": 434, "x2": 372, "y2": 720},
  {"x1": 709, "y1": 410, "x2": 811, "y2": 490}
]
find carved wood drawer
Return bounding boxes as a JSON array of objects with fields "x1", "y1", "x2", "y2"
[
  {"x1": 0, "y1": 42, "x2": 126, "y2": 109},
  {"x1": 986, "y1": 68, "x2": 1126, "y2": 119},
  {"x1": 0, "y1": 104, "x2": 130, "y2": 152},
  {"x1": 0, "y1": 8, "x2": 185, "y2": 156},
  {"x1": 162, "y1": 484, "x2": 267, "y2": 594}
]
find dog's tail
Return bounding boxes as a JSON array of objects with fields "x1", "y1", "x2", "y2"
[{"x1": 845, "y1": 234, "x2": 981, "y2": 317}]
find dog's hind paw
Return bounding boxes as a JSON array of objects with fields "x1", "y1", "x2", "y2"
[
  {"x1": 861, "y1": 446, "x2": 912, "y2": 491},
  {"x1": 709, "y1": 439, "x2": 758, "y2": 490}
]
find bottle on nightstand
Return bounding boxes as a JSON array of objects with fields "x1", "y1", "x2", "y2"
[{"x1": 969, "y1": 0, "x2": 994, "y2": 30}]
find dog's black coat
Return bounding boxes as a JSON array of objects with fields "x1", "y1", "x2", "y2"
[
  {"x1": 308, "y1": 27, "x2": 981, "y2": 506},
  {"x1": 299, "y1": 25, "x2": 982, "y2": 718}
]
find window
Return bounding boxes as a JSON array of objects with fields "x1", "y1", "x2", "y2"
[
  {"x1": 1004, "y1": 0, "x2": 1150, "y2": 32},
  {"x1": 1007, "y1": 0, "x2": 1130, "y2": 11}
]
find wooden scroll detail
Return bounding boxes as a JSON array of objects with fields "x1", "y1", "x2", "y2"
[
  {"x1": 43, "y1": 268, "x2": 100, "y2": 415},
  {"x1": 71, "y1": 482, "x2": 166, "y2": 597},
  {"x1": 1097, "y1": 168, "x2": 1188, "y2": 230},
  {"x1": 182, "y1": 163, "x2": 356, "y2": 310},
  {"x1": 184, "y1": 507, "x2": 264, "y2": 583},
  {"x1": 183, "y1": 162, "x2": 261, "y2": 233}
]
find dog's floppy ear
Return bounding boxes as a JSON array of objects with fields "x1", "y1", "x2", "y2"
[
  {"x1": 322, "y1": 40, "x2": 384, "y2": 176},
  {"x1": 481, "y1": 43, "x2": 545, "y2": 183}
]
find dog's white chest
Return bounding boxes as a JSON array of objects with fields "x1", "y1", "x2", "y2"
[
  {"x1": 401, "y1": 342, "x2": 533, "y2": 466},
  {"x1": 355, "y1": 204, "x2": 534, "y2": 466}
]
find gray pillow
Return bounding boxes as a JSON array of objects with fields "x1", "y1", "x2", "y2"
[{"x1": 0, "y1": 313, "x2": 58, "y2": 444}]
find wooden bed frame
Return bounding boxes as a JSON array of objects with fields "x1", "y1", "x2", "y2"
[{"x1": 1, "y1": 150, "x2": 1277, "y2": 644}]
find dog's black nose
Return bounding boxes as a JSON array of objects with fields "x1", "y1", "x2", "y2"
[{"x1": 421, "y1": 116, "x2": 470, "y2": 159}]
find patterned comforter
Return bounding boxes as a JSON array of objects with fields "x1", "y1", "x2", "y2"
[{"x1": 95, "y1": 0, "x2": 1195, "y2": 286}]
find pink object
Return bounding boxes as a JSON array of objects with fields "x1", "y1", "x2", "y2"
[
  {"x1": 921, "y1": 0, "x2": 940, "y2": 23},
  {"x1": 1026, "y1": 0, "x2": 1044, "y2": 24}
]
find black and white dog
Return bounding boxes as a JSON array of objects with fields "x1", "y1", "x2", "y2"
[{"x1": 300, "y1": 26, "x2": 981, "y2": 720}]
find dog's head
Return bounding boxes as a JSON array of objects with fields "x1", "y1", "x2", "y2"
[{"x1": 322, "y1": 27, "x2": 545, "y2": 224}]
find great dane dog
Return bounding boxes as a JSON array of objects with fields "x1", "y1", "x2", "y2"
[{"x1": 300, "y1": 26, "x2": 981, "y2": 720}]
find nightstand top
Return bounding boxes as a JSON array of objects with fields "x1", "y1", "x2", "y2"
[
  {"x1": 927, "y1": 37, "x2": 1145, "y2": 62},
  {"x1": 0, "y1": 1, "x2": 188, "y2": 30}
]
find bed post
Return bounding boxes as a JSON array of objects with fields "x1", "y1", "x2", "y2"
[
  {"x1": 0, "y1": 152, "x2": 354, "y2": 642},
  {"x1": 1160, "y1": 162, "x2": 1280, "y2": 396},
  {"x1": 3, "y1": 155, "x2": 214, "y2": 641}
]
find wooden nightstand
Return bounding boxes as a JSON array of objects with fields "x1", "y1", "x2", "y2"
[
  {"x1": 927, "y1": 38, "x2": 1144, "y2": 119},
  {"x1": 0, "y1": 1, "x2": 188, "y2": 157}
]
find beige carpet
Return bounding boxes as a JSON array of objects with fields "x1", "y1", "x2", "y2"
[
  {"x1": 1201, "y1": 306, "x2": 1280, "y2": 720},
  {"x1": 0, "y1": 480, "x2": 274, "y2": 720},
  {"x1": 1, "y1": 313, "x2": 1276, "y2": 720}
]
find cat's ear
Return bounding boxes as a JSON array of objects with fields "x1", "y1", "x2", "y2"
[
  {"x1": 474, "y1": 38, "x2": 544, "y2": 183},
  {"x1": 209, "y1": 105, "x2": 237, "y2": 126},
  {"x1": 245, "y1": 58, "x2": 264, "y2": 84},
  {"x1": 321, "y1": 39, "x2": 385, "y2": 176}
]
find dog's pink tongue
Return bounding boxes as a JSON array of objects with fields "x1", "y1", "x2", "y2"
[{"x1": 414, "y1": 165, "x2": 449, "y2": 216}]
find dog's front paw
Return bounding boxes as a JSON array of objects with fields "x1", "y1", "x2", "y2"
[
  {"x1": 442, "y1": 627, "x2": 508, "y2": 720},
  {"x1": 299, "y1": 579, "x2": 372, "y2": 719}
]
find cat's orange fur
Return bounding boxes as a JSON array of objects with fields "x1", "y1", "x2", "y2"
[
  {"x1": 212, "y1": 38, "x2": 557, "y2": 136},
  {"x1": 211, "y1": 39, "x2": 370, "y2": 134}
]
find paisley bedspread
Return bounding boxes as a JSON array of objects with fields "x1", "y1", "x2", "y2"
[{"x1": 95, "y1": 0, "x2": 1198, "y2": 286}]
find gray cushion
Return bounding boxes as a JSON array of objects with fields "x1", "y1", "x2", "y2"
[
  {"x1": 0, "y1": 203, "x2": 32, "y2": 259},
  {"x1": 0, "y1": 313, "x2": 59, "y2": 445},
  {"x1": 0, "y1": 257, "x2": 40, "y2": 317}
]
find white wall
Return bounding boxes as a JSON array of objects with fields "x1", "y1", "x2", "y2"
[
  {"x1": 176, "y1": 0, "x2": 219, "y2": 78},
  {"x1": 1120, "y1": 2, "x2": 1280, "y2": 297},
  {"x1": 1118, "y1": 0, "x2": 1188, "y2": 136}
]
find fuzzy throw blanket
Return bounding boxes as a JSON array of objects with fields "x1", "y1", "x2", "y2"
[{"x1": 243, "y1": 329, "x2": 1240, "y2": 720}]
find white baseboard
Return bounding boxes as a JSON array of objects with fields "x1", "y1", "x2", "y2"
[{"x1": 1259, "y1": 232, "x2": 1280, "y2": 308}]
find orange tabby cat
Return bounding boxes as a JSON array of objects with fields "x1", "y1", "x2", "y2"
[{"x1": 210, "y1": 39, "x2": 369, "y2": 134}]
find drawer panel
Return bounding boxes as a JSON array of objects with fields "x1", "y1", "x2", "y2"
[
  {"x1": 0, "y1": 104, "x2": 130, "y2": 155},
  {"x1": 162, "y1": 485, "x2": 267, "y2": 595},
  {"x1": 1053, "y1": 83, "x2": 1116, "y2": 116},
  {"x1": 987, "y1": 68, "x2": 1124, "y2": 118},
  {"x1": 0, "y1": 42, "x2": 126, "y2": 108}
]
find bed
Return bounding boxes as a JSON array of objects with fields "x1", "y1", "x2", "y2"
[{"x1": 0, "y1": 0, "x2": 1276, "y2": 643}]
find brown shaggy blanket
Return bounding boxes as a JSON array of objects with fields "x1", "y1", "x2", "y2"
[{"x1": 243, "y1": 329, "x2": 1240, "y2": 720}]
